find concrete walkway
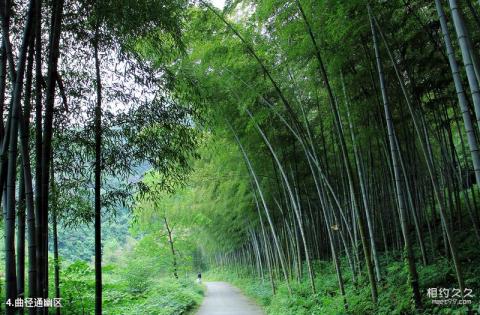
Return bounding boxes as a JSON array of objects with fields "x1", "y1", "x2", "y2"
[{"x1": 196, "y1": 282, "x2": 265, "y2": 315}]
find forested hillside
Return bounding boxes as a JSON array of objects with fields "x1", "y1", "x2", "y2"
[
  {"x1": 54, "y1": 164, "x2": 150, "y2": 262},
  {"x1": 1, "y1": 0, "x2": 480, "y2": 314}
]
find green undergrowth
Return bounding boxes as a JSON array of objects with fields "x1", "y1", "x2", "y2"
[
  {"x1": 59, "y1": 261, "x2": 204, "y2": 314},
  {"x1": 104, "y1": 277, "x2": 203, "y2": 315},
  {"x1": 205, "y1": 227, "x2": 480, "y2": 315}
]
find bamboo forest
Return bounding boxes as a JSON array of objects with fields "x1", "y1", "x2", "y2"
[{"x1": 2, "y1": 0, "x2": 480, "y2": 314}]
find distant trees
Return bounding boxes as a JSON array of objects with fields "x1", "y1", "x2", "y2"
[{"x1": 133, "y1": 173, "x2": 204, "y2": 281}]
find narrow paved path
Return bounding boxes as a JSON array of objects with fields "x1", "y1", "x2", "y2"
[{"x1": 196, "y1": 281, "x2": 265, "y2": 315}]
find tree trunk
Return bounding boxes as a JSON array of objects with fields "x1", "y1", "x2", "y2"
[
  {"x1": 372, "y1": 9, "x2": 466, "y2": 296},
  {"x1": 447, "y1": 0, "x2": 480, "y2": 130},
  {"x1": 369, "y1": 6, "x2": 422, "y2": 309},
  {"x1": 253, "y1": 192, "x2": 275, "y2": 294},
  {"x1": 229, "y1": 123, "x2": 292, "y2": 294},
  {"x1": 294, "y1": 1, "x2": 378, "y2": 300},
  {"x1": 246, "y1": 109, "x2": 316, "y2": 293},
  {"x1": 16, "y1": 37, "x2": 33, "y2": 315},
  {"x1": 3, "y1": 1, "x2": 34, "y2": 312},
  {"x1": 0, "y1": 0, "x2": 7, "y2": 141},
  {"x1": 39, "y1": 0, "x2": 64, "y2": 300},
  {"x1": 34, "y1": 0, "x2": 43, "y2": 300},
  {"x1": 436, "y1": 0, "x2": 480, "y2": 192},
  {"x1": 17, "y1": 166, "x2": 25, "y2": 315},
  {"x1": 341, "y1": 72, "x2": 382, "y2": 281},
  {"x1": 93, "y1": 17, "x2": 103, "y2": 315},
  {"x1": 163, "y1": 216, "x2": 178, "y2": 279},
  {"x1": 19, "y1": 40, "x2": 37, "y2": 315}
]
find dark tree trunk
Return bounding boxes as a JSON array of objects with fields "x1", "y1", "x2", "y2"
[
  {"x1": 163, "y1": 216, "x2": 179, "y2": 279},
  {"x1": 51, "y1": 163, "x2": 61, "y2": 315},
  {"x1": 34, "y1": 0, "x2": 43, "y2": 301},
  {"x1": 16, "y1": 38, "x2": 33, "y2": 315},
  {"x1": 94, "y1": 17, "x2": 103, "y2": 315},
  {"x1": 3, "y1": 1, "x2": 35, "y2": 312},
  {"x1": 39, "y1": 0, "x2": 64, "y2": 300},
  {"x1": 17, "y1": 166, "x2": 25, "y2": 315}
]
